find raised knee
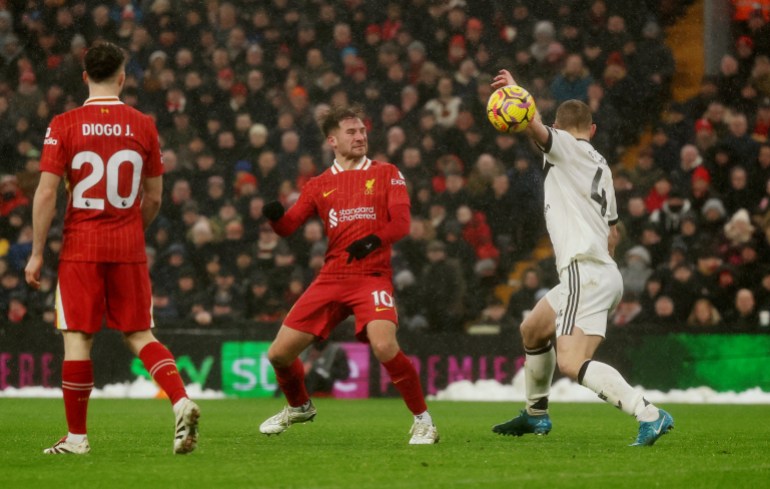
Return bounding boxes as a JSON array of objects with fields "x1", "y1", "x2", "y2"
[
  {"x1": 370, "y1": 340, "x2": 397, "y2": 362},
  {"x1": 267, "y1": 348, "x2": 294, "y2": 369}
]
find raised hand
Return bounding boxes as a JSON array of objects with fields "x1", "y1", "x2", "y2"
[{"x1": 492, "y1": 69, "x2": 517, "y2": 89}]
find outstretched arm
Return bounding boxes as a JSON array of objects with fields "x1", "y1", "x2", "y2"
[{"x1": 492, "y1": 69, "x2": 550, "y2": 147}]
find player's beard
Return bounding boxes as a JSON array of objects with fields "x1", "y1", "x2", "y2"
[{"x1": 348, "y1": 143, "x2": 367, "y2": 159}]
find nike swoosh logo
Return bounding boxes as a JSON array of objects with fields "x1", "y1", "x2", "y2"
[
  {"x1": 375, "y1": 307, "x2": 392, "y2": 312},
  {"x1": 654, "y1": 420, "x2": 665, "y2": 435},
  {"x1": 323, "y1": 189, "x2": 337, "y2": 197}
]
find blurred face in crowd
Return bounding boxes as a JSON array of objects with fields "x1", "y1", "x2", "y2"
[
  {"x1": 728, "y1": 113, "x2": 748, "y2": 137},
  {"x1": 654, "y1": 296, "x2": 674, "y2": 317},
  {"x1": 730, "y1": 166, "x2": 747, "y2": 190},
  {"x1": 258, "y1": 151, "x2": 277, "y2": 173},
  {"x1": 303, "y1": 220, "x2": 324, "y2": 243},
  {"x1": 172, "y1": 180, "x2": 191, "y2": 203},
  {"x1": 692, "y1": 298, "x2": 715, "y2": 325},
  {"x1": 735, "y1": 289, "x2": 755, "y2": 315}
]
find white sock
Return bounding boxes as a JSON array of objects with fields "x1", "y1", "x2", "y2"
[
  {"x1": 66, "y1": 433, "x2": 87, "y2": 444},
  {"x1": 414, "y1": 411, "x2": 433, "y2": 425},
  {"x1": 524, "y1": 342, "x2": 556, "y2": 415},
  {"x1": 172, "y1": 397, "x2": 189, "y2": 413},
  {"x1": 578, "y1": 360, "x2": 657, "y2": 421}
]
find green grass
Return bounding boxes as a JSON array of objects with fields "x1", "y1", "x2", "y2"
[{"x1": 1, "y1": 399, "x2": 769, "y2": 488}]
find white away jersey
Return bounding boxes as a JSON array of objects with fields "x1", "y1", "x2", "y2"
[{"x1": 539, "y1": 127, "x2": 618, "y2": 272}]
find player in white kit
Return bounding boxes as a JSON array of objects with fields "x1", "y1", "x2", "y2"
[{"x1": 490, "y1": 69, "x2": 673, "y2": 446}]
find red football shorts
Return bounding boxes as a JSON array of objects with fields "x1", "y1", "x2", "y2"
[
  {"x1": 55, "y1": 261, "x2": 153, "y2": 333},
  {"x1": 284, "y1": 274, "x2": 399, "y2": 342}
]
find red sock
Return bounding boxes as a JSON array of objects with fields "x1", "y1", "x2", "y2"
[
  {"x1": 62, "y1": 360, "x2": 93, "y2": 435},
  {"x1": 382, "y1": 351, "x2": 427, "y2": 415},
  {"x1": 274, "y1": 358, "x2": 309, "y2": 407},
  {"x1": 139, "y1": 342, "x2": 187, "y2": 405}
]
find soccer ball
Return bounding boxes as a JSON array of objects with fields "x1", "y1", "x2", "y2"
[{"x1": 486, "y1": 85, "x2": 536, "y2": 133}]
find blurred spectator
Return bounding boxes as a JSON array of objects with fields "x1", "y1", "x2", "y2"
[
  {"x1": 504, "y1": 268, "x2": 546, "y2": 328},
  {"x1": 725, "y1": 288, "x2": 760, "y2": 331},
  {"x1": 550, "y1": 53, "x2": 593, "y2": 103},
  {"x1": 0, "y1": 175, "x2": 29, "y2": 217},
  {"x1": 723, "y1": 166, "x2": 757, "y2": 215},
  {"x1": 686, "y1": 296, "x2": 723, "y2": 330},
  {"x1": 620, "y1": 246, "x2": 653, "y2": 297},
  {"x1": 420, "y1": 240, "x2": 466, "y2": 332},
  {"x1": 611, "y1": 292, "x2": 643, "y2": 327}
]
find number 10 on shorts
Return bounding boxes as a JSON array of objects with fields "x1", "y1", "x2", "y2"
[{"x1": 371, "y1": 290, "x2": 394, "y2": 310}]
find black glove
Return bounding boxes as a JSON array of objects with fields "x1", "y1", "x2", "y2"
[
  {"x1": 345, "y1": 234, "x2": 382, "y2": 263},
  {"x1": 263, "y1": 201, "x2": 285, "y2": 221}
]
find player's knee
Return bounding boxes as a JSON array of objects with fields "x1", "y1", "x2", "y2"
[
  {"x1": 267, "y1": 348, "x2": 294, "y2": 369},
  {"x1": 369, "y1": 339, "x2": 398, "y2": 362},
  {"x1": 520, "y1": 318, "x2": 552, "y2": 349}
]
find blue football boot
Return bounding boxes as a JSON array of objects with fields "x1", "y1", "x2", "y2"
[
  {"x1": 630, "y1": 409, "x2": 674, "y2": 446},
  {"x1": 492, "y1": 409, "x2": 552, "y2": 436}
]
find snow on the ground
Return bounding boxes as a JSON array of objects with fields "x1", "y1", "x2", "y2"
[
  {"x1": 429, "y1": 369, "x2": 770, "y2": 404},
  {"x1": 2, "y1": 371, "x2": 769, "y2": 403},
  {"x1": 0, "y1": 377, "x2": 225, "y2": 399}
]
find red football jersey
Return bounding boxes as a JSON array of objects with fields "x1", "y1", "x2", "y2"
[
  {"x1": 39, "y1": 96, "x2": 163, "y2": 263},
  {"x1": 273, "y1": 158, "x2": 410, "y2": 277}
]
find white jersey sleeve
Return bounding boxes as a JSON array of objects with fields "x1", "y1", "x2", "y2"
[{"x1": 539, "y1": 127, "x2": 617, "y2": 272}]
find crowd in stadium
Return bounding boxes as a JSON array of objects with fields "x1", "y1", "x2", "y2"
[{"x1": 1, "y1": 0, "x2": 769, "y2": 334}]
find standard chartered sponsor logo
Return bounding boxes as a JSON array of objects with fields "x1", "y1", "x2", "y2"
[
  {"x1": 329, "y1": 207, "x2": 376, "y2": 228},
  {"x1": 338, "y1": 206, "x2": 376, "y2": 222}
]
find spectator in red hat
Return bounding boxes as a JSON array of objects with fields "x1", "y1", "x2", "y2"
[
  {"x1": 693, "y1": 117, "x2": 718, "y2": 154},
  {"x1": 234, "y1": 172, "x2": 258, "y2": 198},
  {"x1": 447, "y1": 34, "x2": 467, "y2": 67},
  {"x1": 690, "y1": 165, "x2": 714, "y2": 213},
  {"x1": 736, "y1": 35, "x2": 756, "y2": 76}
]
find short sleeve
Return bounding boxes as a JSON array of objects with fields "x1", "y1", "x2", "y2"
[
  {"x1": 539, "y1": 127, "x2": 572, "y2": 163},
  {"x1": 39, "y1": 116, "x2": 67, "y2": 176},
  {"x1": 387, "y1": 165, "x2": 410, "y2": 208}
]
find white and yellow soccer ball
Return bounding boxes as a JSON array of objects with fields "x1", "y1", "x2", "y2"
[{"x1": 486, "y1": 85, "x2": 537, "y2": 133}]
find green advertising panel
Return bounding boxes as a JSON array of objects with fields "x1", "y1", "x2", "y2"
[
  {"x1": 628, "y1": 334, "x2": 770, "y2": 392},
  {"x1": 221, "y1": 342, "x2": 277, "y2": 398}
]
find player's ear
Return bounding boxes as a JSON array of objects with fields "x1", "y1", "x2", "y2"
[
  {"x1": 82, "y1": 71, "x2": 88, "y2": 84},
  {"x1": 590, "y1": 123, "x2": 597, "y2": 139},
  {"x1": 326, "y1": 134, "x2": 337, "y2": 148}
]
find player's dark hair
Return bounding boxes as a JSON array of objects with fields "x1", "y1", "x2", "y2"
[
  {"x1": 555, "y1": 99, "x2": 593, "y2": 132},
  {"x1": 84, "y1": 42, "x2": 125, "y2": 83},
  {"x1": 320, "y1": 104, "x2": 365, "y2": 136}
]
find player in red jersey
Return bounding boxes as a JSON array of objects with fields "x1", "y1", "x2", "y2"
[
  {"x1": 258, "y1": 105, "x2": 438, "y2": 444},
  {"x1": 24, "y1": 42, "x2": 200, "y2": 455}
]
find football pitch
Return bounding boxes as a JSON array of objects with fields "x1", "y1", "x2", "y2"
[{"x1": 2, "y1": 398, "x2": 769, "y2": 488}]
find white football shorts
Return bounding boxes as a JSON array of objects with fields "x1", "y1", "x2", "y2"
[{"x1": 544, "y1": 259, "x2": 622, "y2": 338}]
